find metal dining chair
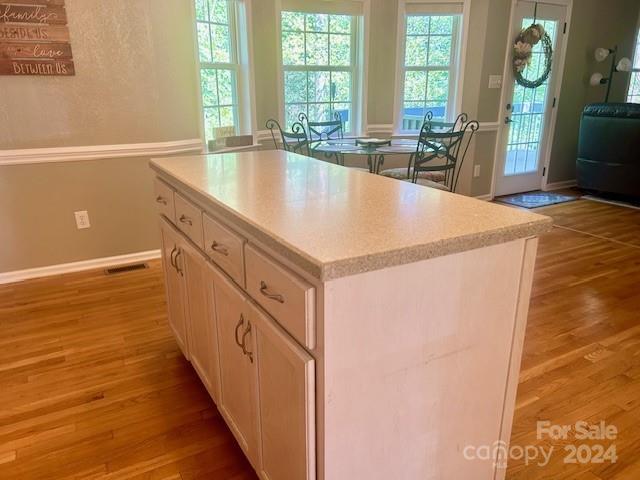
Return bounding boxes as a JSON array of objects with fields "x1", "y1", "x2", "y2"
[
  {"x1": 408, "y1": 118, "x2": 479, "y2": 193},
  {"x1": 298, "y1": 112, "x2": 344, "y2": 142},
  {"x1": 379, "y1": 112, "x2": 470, "y2": 183},
  {"x1": 265, "y1": 118, "x2": 312, "y2": 157}
]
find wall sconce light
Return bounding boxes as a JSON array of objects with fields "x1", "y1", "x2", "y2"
[{"x1": 591, "y1": 46, "x2": 632, "y2": 102}]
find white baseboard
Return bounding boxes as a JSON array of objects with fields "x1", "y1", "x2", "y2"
[
  {"x1": 0, "y1": 249, "x2": 161, "y2": 285},
  {"x1": 474, "y1": 194, "x2": 494, "y2": 201},
  {"x1": 543, "y1": 179, "x2": 577, "y2": 191}
]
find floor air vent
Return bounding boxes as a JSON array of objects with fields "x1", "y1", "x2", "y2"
[{"x1": 104, "y1": 263, "x2": 148, "y2": 275}]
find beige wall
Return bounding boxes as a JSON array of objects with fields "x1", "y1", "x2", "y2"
[{"x1": 0, "y1": 0, "x2": 200, "y2": 273}]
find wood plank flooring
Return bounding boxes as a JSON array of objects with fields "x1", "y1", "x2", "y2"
[{"x1": 1, "y1": 198, "x2": 639, "y2": 479}]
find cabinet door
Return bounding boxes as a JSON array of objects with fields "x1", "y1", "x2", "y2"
[
  {"x1": 251, "y1": 304, "x2": 316, "y2": 480},
  {"x1": 160, "y1": 219, "x2": 189, "y2": 359},
  {"x1": 182, "y1": 243, "x2": 220, "y2": 400},
  {"x1": 213, "y1": 268, "x2": 259, "y2": 465}
]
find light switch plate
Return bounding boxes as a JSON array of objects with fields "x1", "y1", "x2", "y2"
[
  {"x1": 74, "y1": 210, "x2": 91, "y2": 229},
  {"x1": 473, "y1": 165, "x2": 481, "y2": 178},
  {"x1": 488, "y1": 75, "x2": 502, "y2": 89}
]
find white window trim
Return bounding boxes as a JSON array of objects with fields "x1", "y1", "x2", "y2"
[
  {"x1": 392, "y1": 0, "x2": 470, "y2": 135},
  {"x1": 626, "y1": 15, "x2": 640, "y2": 103},
  {"x1": 275, "y1": 0, "x2": 369, "y2": 136},
  {"x1": 191, "y1": 0, "x2": 256, "y2": 147}
]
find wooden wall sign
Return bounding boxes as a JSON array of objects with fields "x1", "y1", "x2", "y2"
[{"x1": 0, "y1": 0, "x2": 74, "y2": 76}]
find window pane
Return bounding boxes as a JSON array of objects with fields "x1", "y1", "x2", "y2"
[
  {"x1": 204, "y1": 107, "x2": 219, "y2": 142},
  {"x1": 195, "y1": 0, "x2": 208, "y2": 21},
  {"x1": 427, "y1": 36, "x2": 451, "y2": 66},
  {"x1": 309, "y1": 103, "x2": 331, "y2": 121},
  {"x1": 430, "y1": 16, "x2": 453, "y2": 34},
  {"x1": 426, "y1": 101, "x2": 447, "y2": 120},
  {"x1": 404, "y1": 70, "x2": 427, "y2": 102},
  {"x1": 308, "y1": 71, "x2": 331, "y2": 102},
  {"x1": 197, "y1": 23, "x2": 212, "y2": 62},
  {"x1": 330, "y1": 34, "x2": 351, "y2": 66},
  {"x1": 219, "y1": 106, "x2": 235, "y2": 127},
  {"x1": 209, "y1": 0, "x2": 228, "y2": 24},
  {"x1": 426, "y1": 70, "x2": 449, "y2": 101},
  {"x1": 285, "y1": 71, "x2": 307, "y2": 103},
  {"x1": 306, "y1": 33, "x2": 329, "y2": 65},
  {"x1": 286, "y1": 104, "x2": 305, "y2": 127},
  {"x1": 217, "y1": 69, "x2": 235, "y2": 105},
  {"x1": 331, "y1": 71, "x2": 351, "y2": 102},
  {"x1": 330, "y1": 15, "x2": 351, "y2": 34},
  {"x1": 282, "y1": 11, "x2": 305, "y2": 31},
  {"x1": 306, "y1": 13, "x2": 328, "y2": 32},
  {"x1": 212, "y1": 24, "x2": 231, "y2": 62},
  {"x1": 403, "y1": 102, "x2": 427, "y2": 131},
  {"x1": 407, "y1": 16, "x2": 429, "y2": 35},
  {"x1": 200, "y1": 69, "x2": 218, "y2": 106},
  {"x1": 282, "y1": 31, "x2": 305, "y2": 65},
  {"x1": 405, "y1": 36, "x2": 428, "y2": 67}
]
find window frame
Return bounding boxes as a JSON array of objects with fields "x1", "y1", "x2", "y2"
[
  {"x1": 626, "y1": 25, "x2": 640, "y2": 103},
  {"x1": 192, "y1": 0, "x2": 255, "y2": 147},
  {"x1": 276, "y1": 7, "x2": 366, "y2": 136},
  {"x1": 393, "y1": 1, "x2": 468, "y2": 135}
]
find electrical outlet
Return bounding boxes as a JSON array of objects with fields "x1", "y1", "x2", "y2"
[
  {"x1": 74, "y1": 210, "x2": 91, "y2": 229},
  {"x1": 473, "y1": 165, "x2": 481, "y2": 178},
  {"x1": 488, "y1": 75, "x2": 502, "y2": 89}
]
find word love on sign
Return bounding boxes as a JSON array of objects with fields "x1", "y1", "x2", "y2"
[{"x1": 0, "y1": 0, "x2": 75, "y2": 76}]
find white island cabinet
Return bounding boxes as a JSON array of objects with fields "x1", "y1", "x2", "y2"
[{"x1": 150, "y1": 150, "x2": 551, "y2": 480}]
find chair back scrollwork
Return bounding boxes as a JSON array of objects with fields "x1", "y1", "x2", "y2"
[
  {"x1": 265, "y1": 118, "x2": 312, "y2": 157},
  {"x1": 298, "y1": 111, "x2": 344, "y2": 142}
]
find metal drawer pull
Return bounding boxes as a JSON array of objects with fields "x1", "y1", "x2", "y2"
[
  {"x1": 156, "y1": 195, "x2": 167, "y2": 205},
  {"x1": 169, "y1": 247, "x2": 177, "y2": 268},
  {"x1": 234, "y1": 314, "x2": 245, "y2": 349},
  {"x1": 211, "y1": 241, "x2": 229, "y2": 256},
  {"x1": 241, "y1": 321, "x2": 253, "y2": 363},
  {"x1": 259, "y1": 281, "x2": 285, "y2": 304},
  {"x1": 174, "y1": 249, "x2": 183, "y2": 276},
  {"x1": 179, "y1": 214, "x2": 193, "y2": 226}
]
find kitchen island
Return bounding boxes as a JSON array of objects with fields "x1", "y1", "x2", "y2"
[{"x1": 150, "y1": 150, "x2": 551, "y2": 480}]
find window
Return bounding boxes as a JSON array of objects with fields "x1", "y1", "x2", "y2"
[
  {"x1": 280, "y1": 10, "x2": 361, "y2": 134},
  {"x1": 195, "y1": 0, "x2": 242, "y2": 144},
  {"x1": 627, "y1": 27, "x2": 640, "y2": 103},
  {"x1": 397, "y1": 8, "x2": 462, "y2": 132}
]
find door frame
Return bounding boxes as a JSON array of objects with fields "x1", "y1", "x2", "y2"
[{"x1": 489, "y1": 0, "x2": 573, "y2": 198}]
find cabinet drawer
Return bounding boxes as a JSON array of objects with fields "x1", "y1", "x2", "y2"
[
  {"x1": 203, "y1": 213, "x2": 246, "y2": 287},
  {"x1": 154, "y1": 177, "x2": 175, "y2": 222},
  {"x1": 245, "y1": 245, "x2": 315, "y2": 349},
  {"x1": 174, "y1": 193, "x2": 204, "y2": 249}
]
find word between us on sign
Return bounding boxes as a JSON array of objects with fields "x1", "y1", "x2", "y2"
[{"x1": 0, "y1": 0, "x2": 75, "y2": 76}]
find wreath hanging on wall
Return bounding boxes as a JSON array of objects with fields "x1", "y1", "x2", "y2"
[{"x1": 513, "y1": 23, "x2": 553, "y2": 89}]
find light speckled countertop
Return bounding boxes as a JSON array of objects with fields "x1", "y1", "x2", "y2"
[{"x1": 150, "y1": 151, "x2": 551, "y2": 281}]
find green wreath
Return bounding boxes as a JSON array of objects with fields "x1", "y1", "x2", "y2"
[{"x1": 513, "y1": 24, "x2": 553, "y2": 89}]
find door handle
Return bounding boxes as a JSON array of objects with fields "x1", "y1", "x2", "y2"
[
  {"x1": 156, "y1": 195, "x2": 167, "y2": 205},
  {"x1": 179, "y1": 214, "x2": 193, "y2": 226},
  {"x1": 174, "y1": 249, "x2": 183, "y2": 276},
  {"x1": 234, "y1": 314, "x2": 245, "y2": 349},
  {"x1": 504, "y1": 116, "x2": 514, "y2": 124},
  {"x1": 169, "y1": 247, "x2": 177, "y2": 268},
  {"x1": 241, "y1": 321, "x2": 253, "y2": 363}
]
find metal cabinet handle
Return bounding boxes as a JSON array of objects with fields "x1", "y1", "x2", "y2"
[
  {"x1": 169, "y1": 246, "x2": 177, "y2": 268},
  {"x1": 156, "y1": 195, "x2": 167, "y2": 205},
  {"x1": 234, "y1": 314, "x2": 245, "y2": 349},
  {"x1": 259, "y1": 281, "x2": 284, "y2": 304},
  {"x1": 174, "y1": 249, "x2": 183, "y2": 276},
  {"x1": 241, "y1": 321, "x2": 253, "y2": 363},
  {"x1": 210, "y1": 241, "x2": 229, "y2": 256},
  {"x1": 179, "y1": 214, "x2": 193, "y2": 226}
]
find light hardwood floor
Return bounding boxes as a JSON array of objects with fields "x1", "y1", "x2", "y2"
[{"x1": 1, "y1": 198, "x2": 638, "y2": 479}]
